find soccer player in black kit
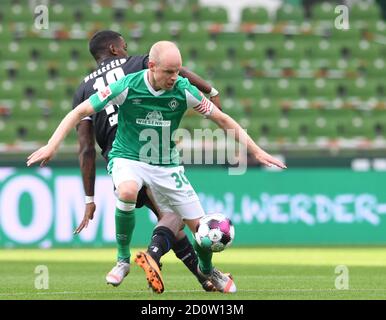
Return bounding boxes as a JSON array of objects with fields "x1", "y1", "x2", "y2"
[{"x1": 71, "y1": 30, "x2": 224, "y2": 292}]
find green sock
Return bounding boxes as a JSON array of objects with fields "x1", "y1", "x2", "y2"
[
  {"x1": 115, "y1": 207, "x2": 135, "y2": 263},
  {"x1": 193, "y1": 238, "x2": 213, "y2": 275}
]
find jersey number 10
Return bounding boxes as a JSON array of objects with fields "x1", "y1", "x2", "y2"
[{"x1": 93, "y1": 67, "x2": 125, "y2": 125}]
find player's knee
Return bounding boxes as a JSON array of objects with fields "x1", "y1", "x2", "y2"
[
  {"x1": 184, "y1": 218, "x2": 200, "y2": 233},
  {"x1": 117, "y1": 182, "x2": 138, "y2": 202},
  {"x1": 157, "y1": 213, "x2": 182, "y2": 236},
  {"x1": 176, "y1": 230, "x2": 186, "y2": 241},
  {"x1": 118, "y1": 190, "x2": 137, "y2": 202}
]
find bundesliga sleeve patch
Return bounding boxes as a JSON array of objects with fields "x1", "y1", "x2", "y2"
[
  {"x1": 97, "y1": 86, "x2": 112, "y2": 102},
  {"x1": 193, "y1": 96, "x2": 214, "y2": 116}
]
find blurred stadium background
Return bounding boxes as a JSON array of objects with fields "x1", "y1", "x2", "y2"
[
  {"x1": 1, "y1": 0, "x2": 385, "y2": 158},
  {"x1": 1, "y1": 0, "x2": 386, "y2": 299}
]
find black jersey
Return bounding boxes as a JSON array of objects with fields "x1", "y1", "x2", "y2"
[{"x1": 72, "y1": 55, "x2": 149, "y2": 161}]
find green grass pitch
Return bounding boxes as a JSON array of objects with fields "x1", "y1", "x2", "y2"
[{"x1": 1, "y1": 247, "x2": 386, "y2": 300}]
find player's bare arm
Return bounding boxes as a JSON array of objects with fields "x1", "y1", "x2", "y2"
[
  {"x1": 74, "y1": 120, "x2": 97, "y2": 234},
  {"x1": 179, "y1": 67, "x2": 222, "y2": 110},
  {"x1": 206, "y1": 103, "x2": 287, "y2": 169},
  {"x1": 179, "y1": 67, "x2": 212, "y2": 94},
  {"x1": 27, "y1": 100, "x2": 95, "y2": 167},
  {"x1": 77, "y1": 120, "x2": 96, "y2": 197}
]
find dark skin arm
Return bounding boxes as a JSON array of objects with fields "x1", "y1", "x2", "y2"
[
  {"x1": 178, "y1": 67, "x2": 222, "y2": 110},
  {"x1": 73, "y1": 119, "x2": 97, "y2": 234}
]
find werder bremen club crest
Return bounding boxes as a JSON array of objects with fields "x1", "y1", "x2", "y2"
[{"x1": 168, "y1": 98, "x2": 179, "y2": 110}]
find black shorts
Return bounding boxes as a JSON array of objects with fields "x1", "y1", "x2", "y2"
[{"x1": 136, "y1": 186, "x2": 159, "y2": 218}]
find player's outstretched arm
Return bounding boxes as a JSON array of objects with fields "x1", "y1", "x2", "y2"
[
  {"x1": 207, "y1": 106, "x2": 287, "y2": 169},
  {"x1": 26, "y1": 100, "x2": 95, "y2": 167},
  {"x1": 179, "y1": 67, "x2": 222, "y2": 110}
]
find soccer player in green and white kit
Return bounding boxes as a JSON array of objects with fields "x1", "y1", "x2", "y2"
[{"x1": 27, "y1": 41, "x2": 286, "y2": 294}]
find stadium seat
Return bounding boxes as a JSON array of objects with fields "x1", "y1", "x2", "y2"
[
  {"x1": 351, "y1": 41, "x2": 381, "y2": 61},
  {"x1": 286, "y1": 107, "x2": 320, "y2": 120},
  {"x1": 280, "y1": 118, "x2": 303, "y2": 143},
  {"x1": 344, "y1": 80, "x2": 379, "y2": 99},
  {"x1": 2, "y1": 4, "x2": 34, "y2": 23},
  {"x1": 241, "y1": 7, "x2": 270, "y2": 24},
  {"x1": 11, "y1": 99, "x2": 46, "y2": 119},
  {"x1": 159, "y1": 6, "x2": 192, "y2": 22},
  {"x1": 0, "y1": 120, "x2": 17, "y2": 144},
  {"x1": 224, "y1": 101, "x2": 246, "y2": 119},
  {"x1": 195, "y1": 7, "x2": 228, "y2": 23},
  {"x1": 56, "y1": 40, "x2": 90, "y2": 61},
  {"x1": 140, "y1": 23, "x2": 175, "y2": 42},
  {"x1": 1, "y1": 82, "x2": 25, "y2": 100},
  {"x1": 311, "y1": 2, "x2": 336, "y2": 21},
  {"x1": 306, "y1": 116, "x2": 338, "y2": 139},
  {"x1": 367, "y1": 20, "x2": 386, "y2": 36},
  {"x1": 366, "y1": 59, "x2": 385, "y2": 77},
  {"x1": 212, "y1": 31, "x2": 248, "y2": 47},
  {"x1": 307, "y1": 79, "x2": 336, "y2": 99},
  {"x1": 7, "y1": 41, "x2": 30, "y2": 60},
  {"x1": 236, "y1": 41, "x2": 265, "y2": 61},
  {"x1": 177, "y1": 23, "x2": 210, "y2": 42},
  {"x1": 310, "y1": 40, "x2": 341, "y2": 59},
  {"x1": 276, "y1": 4, "x2": 304, "y2": 22},
  {"x1": 9, "y1": 119, "x2": 44, "y2": 142},
  {"x1": 198, "y1": 42, "x2": 229, "y2": 62},
  {"x1": 235, "y1": 79, "x2": 263, "y2": 98},
  {"x1": 350, "y1": 2, "x2": 381, "y2": 21},
  {"x1": 342, "y1": 116, "x2": 377, "y2": 139},
  {"x1": 0, "y1": 65, "x2": 6, "y2": 80},
  {"x1": 49, "y1": 102, "x2": 72, "y2": 119},
  {"x1": 273, "y1": 79, "x2": 300, "y2": 98},
  {"x1": 0, "y1": 25, "x2": 13, "y2": 42},
  {"x1": 250, "y1": 98, "x2": 282, "y2": 118},
  {"x1": 22, "y1": 65, "x2": 50, "y2": 81},
  {"x1": 276, "y1": 39, "x2": 308, "y2": 60},
  {"x1": 50, "y1": 4, "x2": 75, "y2": 23},
  {"x1": 251, "y1": 117, "x2": 297, "y2": 144},
  {"x1": 213, "y1": 62, "x2": 244, "y2": 79},
  {"x1": 85, "y1": 6, "x2": 114, "y2": 23}
]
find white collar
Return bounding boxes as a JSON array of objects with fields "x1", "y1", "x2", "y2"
[{"x1": 144, "y1": 70, "x2": 165, "y2": 96}]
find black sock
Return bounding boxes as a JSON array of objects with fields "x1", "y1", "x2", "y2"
[
  {"x1": 147, "y1": 226, "x2": 176, "y2": 266},
  {"x1": 173, "y1": 236, "x2": 206, "y2": 284}
]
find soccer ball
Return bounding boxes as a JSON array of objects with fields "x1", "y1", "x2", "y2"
[{"x1": 194, "y1": 213, "x2": 235, "y2": 252}]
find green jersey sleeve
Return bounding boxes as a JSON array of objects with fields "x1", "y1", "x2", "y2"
[
  {"x1": 182, "y1": 79, "x2": 204, "y2": 109},
  {"x1": 89, "y1": 74, "x2": 131, "y2": 112}
]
